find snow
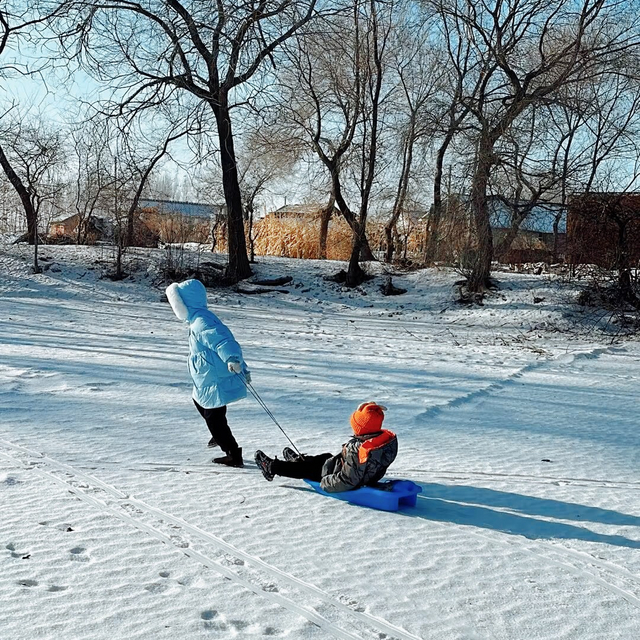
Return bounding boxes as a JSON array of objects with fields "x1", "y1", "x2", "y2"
[{"x1": 1, "y1": 241, "x2": 639, "y2": 640}]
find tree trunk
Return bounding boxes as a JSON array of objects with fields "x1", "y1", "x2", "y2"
[
  {"x1": 247, "y1": 204, "x2": 256, "y2": 262},
  {"x1": 346, "y1": 220, "x2": 367, "y2": 287},
  {"x1": 468, "y1": 139, "x2": 494, "y2": 292},
  {"x1": 385, "y1": 117, "x2": 414, "y2": 264},
  {"x1": 552, "y1": 217, "x2": 560, "y2": 263},
  {"x1": 330, "y1": 166, "x2": 374, "y2": 262},
  {"x1": 0, "y1": 143, "x2": 37, "y2": 244},
  {"x1": 425, "y1": 134, "x2": 453, "y2": 264},
  {"x1": 318, "y1": 192, "x2": 334, "y2": 260},
  {"x1": 616, "y1": 221, "x2": 635, "y2": 302},
  {"x1": 214, "y1": 102, "x2": 251, "y2": 282}
]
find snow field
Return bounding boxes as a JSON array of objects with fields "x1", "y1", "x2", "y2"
[{"x1": 1, "y1": 243, "x2": 639, "y2": 639}]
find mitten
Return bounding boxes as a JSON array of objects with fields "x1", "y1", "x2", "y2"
[{"x1": 227, "y1": 359, "x2": 243, "y2": 374}]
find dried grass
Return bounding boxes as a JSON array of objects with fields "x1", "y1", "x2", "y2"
[
  {"x1": 252, "y1": 216, "x2": 356, "y2": 260},
  {"x1": 213, "y1": 213, "x2": 472, "y2": 264}
]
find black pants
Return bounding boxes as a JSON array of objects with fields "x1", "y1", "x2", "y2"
[
  {"x1": 271, "y1": 453, "x2": 332, "y2": 482},
  {"x1": 193, "y1": 401, "x2": 239, "y2": 453}
]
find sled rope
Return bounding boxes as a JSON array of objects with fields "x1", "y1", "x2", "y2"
[{"x1": 239, "y1": 373, "x2": 304, "y2": 458}]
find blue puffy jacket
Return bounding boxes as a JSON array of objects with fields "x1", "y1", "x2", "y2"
[{"x1": 166, "y1": 279, "x2": 249, "y2": 408}]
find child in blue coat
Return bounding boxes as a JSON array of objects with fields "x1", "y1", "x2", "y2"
[{"x1": 166, "y1": 279, "x2": 250, "y2": 467}]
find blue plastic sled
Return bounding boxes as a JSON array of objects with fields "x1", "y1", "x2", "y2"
[{"x1": 304, "y1": 479, "x2": 422, "y2": 512}]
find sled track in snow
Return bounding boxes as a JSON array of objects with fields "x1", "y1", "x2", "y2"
[
  {"x1": 400, "y1": 467, "x2": 640, "y2": 491},
  {"x1": 0, "y1": 439, "x2": 422, "y2": 640},
  {"x1": 3, "y1": 441, "x2": 640, "y2": 622},
  {"x1": 418, "y1": 345, "x2": 617, "y2": 421},
  {"x1": 57, "y1": 458, "x2": 640, "y2": 600},
  {"x1": 63, "y1": 459, "x2": 640, "y2": 492}
]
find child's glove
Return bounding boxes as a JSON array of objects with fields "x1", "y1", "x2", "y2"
[{"x1": 227, "y1": 359, "x2": 243, "y2": 374}]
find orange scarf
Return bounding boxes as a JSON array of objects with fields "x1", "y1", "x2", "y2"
[{"x1": 358, "y1": 429, "x2": 396, "y2": 464}]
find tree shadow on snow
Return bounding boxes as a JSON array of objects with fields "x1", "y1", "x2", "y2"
[{"x1": 406, "y1": 483, "x2": 640, "y2": 549}]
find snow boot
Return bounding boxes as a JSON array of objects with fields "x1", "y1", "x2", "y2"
[
  {"x1": 213, "y1": 447, "x2": 244, "y2": 468},
  {"x1": 255, "y1": 450, "x2": 275, "y2": 481},
  {"x1": 207, "y1": 437, "x2": 219, "y2": 449},
  {"x1": 282, "y1": 447, "x2": 302, "y2": 462}
]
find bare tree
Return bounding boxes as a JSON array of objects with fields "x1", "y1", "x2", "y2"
[
  {"x1": 0, "y1": 123, "x2": 39, "y2": 246},
  {"x1": 423, "y1": 6, "x2": 479, "y2": 264},
  {"x1": 430, "y1": 0, "x2": 640, "y2": 294},
  {"x1": 384, "y1": 12, "x2": 439, "y2": 263},
  {"x1": 67, "y1": 116, "x2": 113, "y2": 243},
  {"x1": 278, "y1": 12, "x2": 370, "y2": 268},
  {"x1": 121, "y1": 121, "x2": 197, "y2": 247},
  {"x1": 0, "y1": 2, "x2": 67, "y2": 247},
  {"x1": 277, "y1": 1, "x2": 395, "y2": 286},
  {"x1": 0, "y1": 114, "x2": 67, "y2": 271},
  {"x1": 57, "y1": 0, "x2": 325, "y2": 282}
]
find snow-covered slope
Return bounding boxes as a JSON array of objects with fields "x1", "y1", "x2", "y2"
[{"x1": 1, "y1": 243, "x2": 639, "y2": 639}]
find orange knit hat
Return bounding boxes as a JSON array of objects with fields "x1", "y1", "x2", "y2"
[{"x1": 350, "y1": 402, "x2": 387, "y2": 436}]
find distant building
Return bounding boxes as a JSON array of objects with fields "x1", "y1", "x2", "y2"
[
  {"x1": 48, "y1": 214, "x2": 112, "y2": 244},
  {"x1": 566, "y1": 193, "x2": 640, "y2": 267},
  {"x1": 138, "y1": 198, "x2": 224, "y2": 220},
  {"x1": 489, "y1": 197, "x2": 567, "y2": 262},
  {"x1": 137, "y1": 198, "x2": 225, "y2": 243}
]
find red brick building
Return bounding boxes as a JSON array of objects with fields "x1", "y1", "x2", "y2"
[{"x1": 566, "y1": 193, "x2": 640, "y2": 268}]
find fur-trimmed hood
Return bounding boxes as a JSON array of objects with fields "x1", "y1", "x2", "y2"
[
  {"x1": 166, "y1": 279, "x2": 208, "y2": 322},
  {"x1": 166, "y1": 278, "x2": 249, "y2": 409}
]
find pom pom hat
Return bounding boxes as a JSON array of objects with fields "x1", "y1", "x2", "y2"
[{"x1": 350, "y1": 402, "x2": 388, "y2": 436}]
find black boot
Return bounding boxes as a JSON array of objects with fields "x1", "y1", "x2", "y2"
[
  {"x1": 282, "y1": 447, "x2": 302, "y2": 462},
  {"x1": 207, "y1": 436, "x2": 219, "y2": 449},
  {"x1": 213, "y1": 447, "x2": 244, "y2": 468},
  {"x1": 255, "y1": 450, "x2": 275, "y2": 481}
]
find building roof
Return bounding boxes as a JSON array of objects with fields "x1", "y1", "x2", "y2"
[
  {"x1": 138, "y1": 198, "x2": 224, "y2": 219},
  {"x1": 489, "y1": 199, "x2": 567, "y2": 234},
  {"x1": 271, "y1": 203, "x2": 329, "y2": 216},
  {"x1": 50, "y1": 213, "x2": 80, "y2": 224}
]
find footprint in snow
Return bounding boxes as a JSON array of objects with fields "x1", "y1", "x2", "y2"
[
  {"x1": 201, "y1": 610, "x2": 217, "y2": 621},
  {"x1": 159, "y1": 571, "x2": 170, "y2": 578},
  {"x1": 48, "y1": 585, "x2": 69, "y2": 592},
  {"x1": 6, "y1": 543, "x2": 29, "y2": 559},
  {"x1": 229, "y1": 619, "x2": 249, "y2": 631},
  {"x1": 17, "y1": 579, "x2": 38, "y2": 587},
  {"x1": 145, "y1": 583, "x2": 169, "y2": 594},
  {"x1": 69, "y1": 547, "x2": 89, "y2": 562},
  {"x1": 201, "y1": 610, "x2": 228, "y2": 631},
  {"x1": 169, "y1": 535, "x2": 189, "y2": 548}
]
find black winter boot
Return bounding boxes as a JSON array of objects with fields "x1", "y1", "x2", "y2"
[
  {"x1": 282, "y1": 447, "x2": 302, "y2": 462},
  {"x1": 255, "y1": 450, "x2": 275, "y2": 481},
  {"x1": 213, "y1": 447, "x2": 244, "y2": 468}
]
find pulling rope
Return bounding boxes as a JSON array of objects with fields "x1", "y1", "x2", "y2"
[{"x1": 238, "y1": 373, "x2": 304, "y2": 458}]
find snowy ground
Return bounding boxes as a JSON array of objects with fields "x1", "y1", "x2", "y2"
[{"x1": 1, "y1": 242, "x2": 639, "y2": 640}]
